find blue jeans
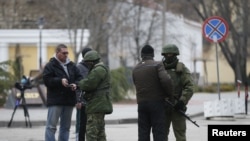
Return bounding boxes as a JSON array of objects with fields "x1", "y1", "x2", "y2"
[{"x1": 45, "y1": 106, "x2": 74, "y2": 141}]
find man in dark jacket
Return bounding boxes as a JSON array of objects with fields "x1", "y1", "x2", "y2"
[
  {"x1": 43, "y1": 44, "x2": 82, "y2": 141},
  {"x1": 75, "y1": 47, "x2": 92, "y2": 141},
  {"x1": 132, "y1": 44, "x2": 173, "y2": 141}
]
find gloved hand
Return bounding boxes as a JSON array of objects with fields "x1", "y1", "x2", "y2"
[{"x1": 174, "y1": 100, "x2": 185, "y2": 110}]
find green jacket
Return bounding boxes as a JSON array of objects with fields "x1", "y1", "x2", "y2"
[
  {"x1": 163, "y1": 61, "x2": 194, "y2": 105},
  {"x1": 79, "y1": 62, "x2": 113, "y2": 114}
]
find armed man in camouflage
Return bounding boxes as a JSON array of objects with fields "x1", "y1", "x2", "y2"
[
  {"x1": 161, "y1": 44, "x2": 194, "y2": 141},
  {"x1": 78, "y1": 50, "x2": 113, "y2": 141}
]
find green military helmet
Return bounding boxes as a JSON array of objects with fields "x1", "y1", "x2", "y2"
[
  {"x1": 84, "y1": 50, "x2": 100, "y2": 61},
  {"x1": 161, "y1": 44, "x2": 180, "y2": 55}
]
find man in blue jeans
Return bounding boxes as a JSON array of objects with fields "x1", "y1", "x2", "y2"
[{"x1": 43, "y1": 44, "x2": 82, "y2": 141}]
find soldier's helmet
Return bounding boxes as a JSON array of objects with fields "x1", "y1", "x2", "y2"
[
  {"x1": 161, "y1": 44, "x2": 180, "y2": 55},
  {"x1": 84, "y1": 50, "x2": 100, "y2": 61}
]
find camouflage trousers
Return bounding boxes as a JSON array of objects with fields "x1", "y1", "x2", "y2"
[
  {"x1": 86, "y1": 113, "x2": 106, "y2": 141},
  {"x1": 165, "y1": 108, "x2": 186, "y2": 141}
]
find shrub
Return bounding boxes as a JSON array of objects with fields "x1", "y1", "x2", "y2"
[
  {"x1": 110, "y1": 67, "x2": 133, "y2": 102},
  {"x1": 196, "y1": 83, "x2": 235, "y2": 93},
  {"x1": 0, "y1": 60, "x2": 17, "y2": 107}
]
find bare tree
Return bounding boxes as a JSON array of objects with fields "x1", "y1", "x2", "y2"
[
  {"x1": 0, "y1": 0, "x2": 198, "y2": 69},
  {"x1": 0, "y1": 0, "x2": 57, "y2": 29},
  {"x1": 187, "y1": 0, "x2": 250, "y2": 84},
  {"x1": 46, "y1": 0, "x2": 119, "y2": 65},
  {"x1": 109, "y1": 1, "x2": 164, "y2": 67}
]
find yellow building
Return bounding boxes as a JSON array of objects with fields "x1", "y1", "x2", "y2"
[
  {"x1": 203, "y1": 43, "x2": 250, "y2": 84},
  {"x1": 0, "y1": 29, "x2": 88, "y2": 77},
  {"x1": 8, "y1": 43, "x2": 74, "y2": 77}
]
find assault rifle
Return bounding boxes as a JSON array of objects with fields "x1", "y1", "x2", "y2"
[{"x1": 165, "y1": 99, "x2": 199, "y2": 127}]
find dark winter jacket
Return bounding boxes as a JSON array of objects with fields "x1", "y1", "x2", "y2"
[
  {"x1": 76, "y1": 60, "x2": 89, "y2": 78},
  {"x1": 132, "y1": 56, "x2": 173, "y2": 104},
  {"x1": 43, "y1": 57, "x2": 82, "y2": 106},
  {"x1": 76, "y1": 60, "x2": 89, "y2": 103}
]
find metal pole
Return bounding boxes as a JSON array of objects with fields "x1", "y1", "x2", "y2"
[
  {"x1": 237, "y1": 80, "x2": 242, "y2": 98},
  {"x1": 213, "y1": 35, "x2": 221, "y2": 100},
  {"x1": 38, "y1": 17, "x2": 44, "y2": 69},
  {"x1": 245, "y1": 82, "x2": 248, "y2": 115},
  {"x1": 215, "y1": 42, "x2": 221, "y2": 100},
  {"x1": 39, "y1": 28, "x2": 42, "y2": 69},
  {"x1": 162, "y1": 0, "x2": 166, "y2": 46}
]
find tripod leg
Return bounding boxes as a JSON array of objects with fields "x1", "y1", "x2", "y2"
[
  {"x1": 22, "y1": 97, "x2": 32, "y2": 128},
  {"x1": 8, "y1": 100, "x2": 19, "y2": 127},
  {"x1": 22, "y1": 105, "x2": 28, "y2": 127},
  {"x1": 23, "y1": 105, "x2": 32, "y2": 128}
]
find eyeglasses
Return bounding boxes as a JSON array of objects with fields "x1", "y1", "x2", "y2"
[{"x1": 61, "y1": 52, "x2": 69, "y2": 55}]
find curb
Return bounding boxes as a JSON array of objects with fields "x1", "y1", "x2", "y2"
[
  {"x1": 0, "y1": 118, "x2": 139, "y2": 128},
  {"x1": 0, "y1": 113, "x2": 204, "y2": 128}
]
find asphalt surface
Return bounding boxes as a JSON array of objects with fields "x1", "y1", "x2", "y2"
[{"x1": 0, "y1": 91, "x2": 249, "y2": 141}]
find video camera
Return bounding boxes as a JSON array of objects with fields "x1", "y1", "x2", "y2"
[
  {"x1": 15, "y1": 75, "x2": 33, "y2": 91},
  {"x1": 8, "y1": 75, "x2": 33, "y2": 128}
]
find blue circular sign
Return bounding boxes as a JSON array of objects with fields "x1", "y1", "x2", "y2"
[{"x1": 202, "y1": 16, "x2": 229, "y2": 42}]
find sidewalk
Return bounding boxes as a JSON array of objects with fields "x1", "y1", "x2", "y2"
[{"x1": 0, "y1": 91, "x2": 248, "y2": 127}]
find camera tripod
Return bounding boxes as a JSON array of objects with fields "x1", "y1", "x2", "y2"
[{"x1": 8, "y1": 83, "x2": 32, "y2": 128}]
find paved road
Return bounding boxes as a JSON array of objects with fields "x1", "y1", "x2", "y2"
[
  {"x1": 0, "y1": 91, "x2": 249, "y2": 141},
  {"x1": 0, "y1": 114, "x2": 249, "y2": 141}
]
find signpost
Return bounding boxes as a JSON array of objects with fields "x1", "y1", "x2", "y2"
[
  {"x1": 202, "y1": 16, "x2": 237, "y2": 119},
  {"x1": 203, "y1": 16, "x2": 246, "y2": 119},
  {"x1": 202, "y1": 16, "x2": 229, "y2": 100}
]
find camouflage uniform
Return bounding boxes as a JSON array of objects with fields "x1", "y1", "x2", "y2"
[
  {"x1": 161, "y1": 44, "x2": 194, "y2": 141},
  {"x1": 79, "y1": 50, "x2": 112, "y2": 141}
]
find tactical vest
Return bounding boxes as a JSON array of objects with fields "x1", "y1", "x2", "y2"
[
  {"x1": 166, "y1": 62, "x2": 184, "y2": 98},
  {"x1": 95, "y1": 64, "x2": 110, "y2": 90}
]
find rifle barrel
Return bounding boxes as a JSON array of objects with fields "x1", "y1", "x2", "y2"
[{"x1": 165, "y1": 100, "x2": 199, "y2": 127}]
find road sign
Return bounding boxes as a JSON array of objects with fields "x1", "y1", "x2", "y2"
[{"x1": 202, "y1": 16, "x2": 229, "y2": 43}]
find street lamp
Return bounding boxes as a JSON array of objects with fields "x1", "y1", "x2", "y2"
[{"x1": 38, "y1": 17, "x2": 44, "y2": 69}]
